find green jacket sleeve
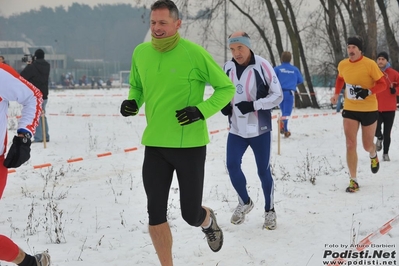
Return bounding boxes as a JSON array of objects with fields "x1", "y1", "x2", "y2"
[
  {"x1": 193, "y1": 48, "x2": 235, "y2": 118},
  {"x1": 128, "y1": 47, "x2": 145, "y2": 107}
]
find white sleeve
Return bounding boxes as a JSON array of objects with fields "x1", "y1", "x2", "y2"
[
  {"x1": 0, "y1": 66, "x2": 43, "y2": 135},
  {"x1": 253, "y1": 59, "x2": 283, "y2": 110}
]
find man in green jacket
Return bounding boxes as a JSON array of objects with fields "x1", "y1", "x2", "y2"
[{"x1": 120, "y1": 0, "x2": 235, "y2": 265}]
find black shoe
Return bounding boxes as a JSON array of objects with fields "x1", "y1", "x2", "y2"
[
  {"x1": 345, "y1": 179, "x2": 360, "y2": 193},
  {"x1": 370, "y1": 155, "x2": 379, "y2": 174}
]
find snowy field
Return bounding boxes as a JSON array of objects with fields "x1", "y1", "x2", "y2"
[{"x1": 1, "y1": 86, "x2": 398, "y2": 266}]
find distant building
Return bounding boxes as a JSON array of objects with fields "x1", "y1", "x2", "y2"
[{"x1": 0, "y1": 40, "x2": 67, "y2": 75}]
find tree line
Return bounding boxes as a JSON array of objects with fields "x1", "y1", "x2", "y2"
[
  {"x1": 163, "y1": 0, "x2": 399, "y2": 108},
  {"x1": 2, "y1": 1, "x2": 398, "y2": 108},
  {"x1": 0, "y1": 3, "x2": 150, "y2": 70}
]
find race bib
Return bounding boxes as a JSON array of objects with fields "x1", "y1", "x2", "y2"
[
  {"x1": 246, "y1": 124, "x2": 257, "y2": 134},
  {"x1": 345, "y1": 83, "x2": 364, "y2": 100}
]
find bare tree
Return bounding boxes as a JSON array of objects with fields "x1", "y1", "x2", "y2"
[
  {"x1": 228, "y1": 0, "x2": 277, "y2": 65},
  {"x1": 319, "y1": 0, "x2": 345, "y2": 66},
  {"x1": 131, "y1": 0, "x2": 399, "y2": 109},
  {"x1": 341, "y1": 0, "x2": 377, "y2": 58},
  {"x1": 274, "y1": 0, "x2": 318, "y2": 108},
  {"x1": 262, "y1": 0, "x2": 284, "y2": 56},
  {"x1": 224, "y1": 0, "x2": 317, "y2": 107},
  {"x1": 376, "y1": 0, "x2": 399, "y2": 70}
]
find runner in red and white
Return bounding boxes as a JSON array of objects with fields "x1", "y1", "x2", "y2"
[{"x1": 0, "y1": 63, "x2": 50, "y2": 266}]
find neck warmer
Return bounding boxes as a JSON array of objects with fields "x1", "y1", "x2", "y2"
[
  {"x1": 151, "y1": 32, "x2": 180, "y2": 52},
  {"x1": 381, "y1": 61, "x2": 391, "y2": 72}
]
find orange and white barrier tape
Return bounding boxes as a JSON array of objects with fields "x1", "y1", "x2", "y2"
[
  {"x1": 296, "y1": 92, "x2": 316, "y2": 95},
  {"x1": 8, "y1": 111, "x2": 337, "y2": 172},
  {"x1": 327, "y1": 214, "x2": 399, "y2": 266},
  {"x1": 355, "y1": 214, "x2": 399, "y2": 251},
  {"x1": 11, "y1": 113, "x2": 146, "y2": 119},
  {"x1": 10, "y1": 111, "x2": 338, "y2": 120},
  {"x1": 53, "y1": 94, "x2": 125, "y2": 97},
  {"x1": 209, "y1": 127, "x2": 229, "y2": 135},
  {"x1": 52, "y1": 92, "x2": 213, "y2": 97},
  {"x1": 7, "y1": 127, "x2": 231, "y2": 174},
  {"x1": 8, "y1": 146, "x2": 140, "y2": 174},
  {"x1": 273, "y1": 111, "x2": 339, "y2": 120}
]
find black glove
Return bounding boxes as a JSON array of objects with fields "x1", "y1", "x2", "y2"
[
  {"x1": 235, "y1": 101, "x2": 255, "y2": 115},
  {"x1": 353, "y1": 87, "x2": 370, "y2": 99},
  {"x1": 175, "y1": 106, "x2": 204, "y2": 126},
  {"x1": 390, "y1": 87, "x2": 396, "y2": 94},
  {"x1": 4, "y1": 136, "x2": 31, "y2": 168},
  {"x1": 120, "y1": 99, "x2": 138, "y2": 117},
  {"x1": 221, "y1": 103, "x2": 232, "y2": 116}
]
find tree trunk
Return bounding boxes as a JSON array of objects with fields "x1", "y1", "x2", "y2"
[
  {"x1": 376, "y1": 0, "x2": 399, "y2": 70},
  {"x1": 342, "y1": 0, "x2": 369, "y2": 55},
  {"x1": 227, "y1": 0, "x2": 317, "y2": 108},
  {"x1": 320, "y1": 0, "x2": 344, "y2": 66},
  {"x1": 365, "y1": 0, "x2": 377, "y2": 59},
  {"x1": 284, "y1": 0, "x2": 319, "y2": 108},
  {"x1": 263, "y1": 0, "x2": 284, "y2": 56},
  {"x1": 229, "y1": 0, "x2": 277, "y2": 65}
]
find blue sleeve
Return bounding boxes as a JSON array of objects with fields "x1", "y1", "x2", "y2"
[
  {"x1": 274, "y1": 66, "x2": 280, "y2": 78},
  {"x1": 296, "y1": 68, "x2": 304, "y2": 85}
]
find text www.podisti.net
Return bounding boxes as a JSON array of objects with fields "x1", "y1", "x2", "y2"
[{"x1": 322, "y1": 249, "x2": 397, "y2": 265}]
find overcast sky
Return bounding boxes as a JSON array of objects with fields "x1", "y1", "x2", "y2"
[{"x1": 0, "y1": 0, "x2": 137, "y2": 17}]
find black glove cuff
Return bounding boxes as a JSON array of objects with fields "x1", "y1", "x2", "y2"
[{"x1": 3, "y1": 136, "x2": 31, "y2": 168}]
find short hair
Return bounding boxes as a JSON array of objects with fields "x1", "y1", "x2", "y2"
[
  {"x1": 281, "y1": 51, "x2": 291, "y2": 63},
  {"x1": 151, "y1": 0, "x2": 180, "y2": 20},
  {"x1": 0, "y1": 55, "x2": 4, "y2": 60}
]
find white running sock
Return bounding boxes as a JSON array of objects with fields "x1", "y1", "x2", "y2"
[{"x1": 202, "y1": 217, "x2": 213, "y2": 229}]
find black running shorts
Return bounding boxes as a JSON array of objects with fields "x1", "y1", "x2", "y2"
[{"x1": 342, "y1": 110, "x2": 378, "y2": 126}]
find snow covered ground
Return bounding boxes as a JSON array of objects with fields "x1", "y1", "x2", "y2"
[{"x1": 1, "y1": 87, "x2": 398, "y2": 266}]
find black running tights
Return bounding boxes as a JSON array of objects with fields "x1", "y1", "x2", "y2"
[
  {"x1": 375, "y1": 111, "x2": 395, "y2": 154},
  {"x1": 142, "y1": 146, "x2": 207, "y2": 226}
]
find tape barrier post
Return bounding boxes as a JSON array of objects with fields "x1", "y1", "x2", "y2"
[
  {"x1": 42, "y1": 113, "x2": 47, "y2": 149},
  {"x1": 277, "y1": 114, "x2": 281, "y2": 155}
]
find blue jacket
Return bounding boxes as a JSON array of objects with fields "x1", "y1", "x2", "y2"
[{"x1": 274, "y1": 62, "x2": 303, "y2": 92}]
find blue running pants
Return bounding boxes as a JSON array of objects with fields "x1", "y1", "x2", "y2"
[{"x1": 226, "y1": 132, "x2": 274, "y2": 211}]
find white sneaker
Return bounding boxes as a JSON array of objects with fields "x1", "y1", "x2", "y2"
[
  {"x1": 263, "y1": 210, "x2": 277, "y2": 230},
  {"x1": 34, "y1": 251, "x2": 51, "y2": 266},
  {"x1": 383, "y1": 154, "x2": 390, "y2": 161},
  {"x1": 376, "y1": 139, "x2": 383, "y2": 152},
  {"x1": 230, "y1": 198, "x2": 254, "y2": 225}
]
